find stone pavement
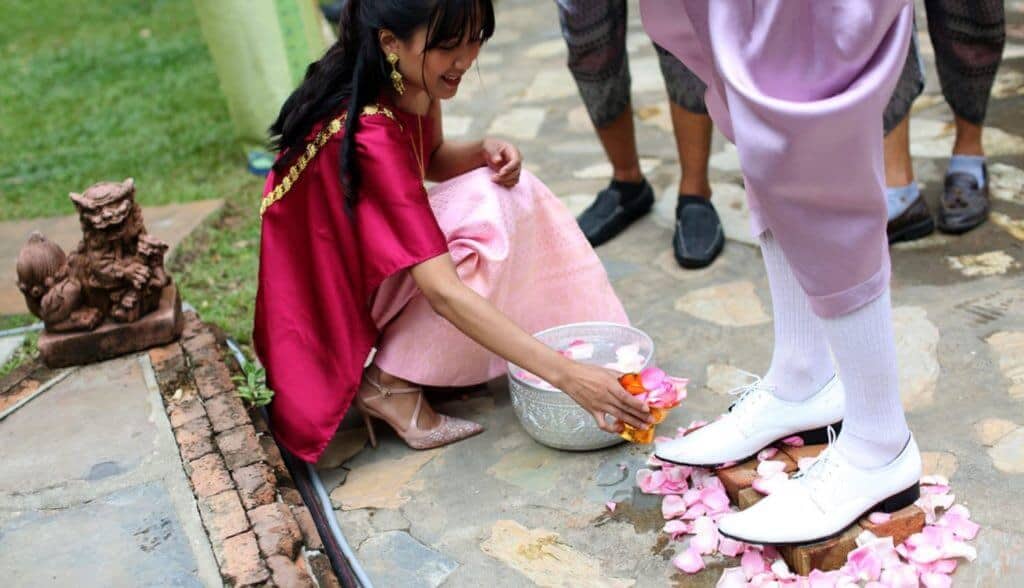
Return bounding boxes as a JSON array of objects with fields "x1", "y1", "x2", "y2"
[
  {"x1": 317, "y1": 1, "x2": 1024, "y2": 586},
  {"x1": 0, "y1": 199, "x2": 222, "y2": 315},
  {"x1": 0, "y1": 354, "x2": 221, "y2": 586}
]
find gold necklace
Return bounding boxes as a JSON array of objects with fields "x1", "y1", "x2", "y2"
[{"x1": 408, "y1": 115, "x2": 426, "y2": 180}]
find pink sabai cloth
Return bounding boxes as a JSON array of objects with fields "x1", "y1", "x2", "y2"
[
  {"x1": 640, "y1": 0, "x2": 914, "y2": 317},
  {"x1": 371, "y1": 166, "x2": 629, "y2": 386}
]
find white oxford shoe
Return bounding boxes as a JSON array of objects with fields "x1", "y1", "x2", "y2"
[
  {"x1": 655, "y1": 374, "x2": 844, "y2": 467},
  {"x1": 717, "y1": 435, "x2": 922, "y2": 545}
]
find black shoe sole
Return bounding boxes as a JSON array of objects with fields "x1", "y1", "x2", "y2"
[
  {"x1": 674, "y1": 232, "x2": 725, "y2": 269},
  {"x1": 937, "y1": 213, "x2": 989, "y2": 235},
  {"x1": 585, "y1": 191, "x2": 655, "y2": 247},
  {"x1": 888, "y1": 215, "x2": 935, "y2": 244},
  {"x1": 718, "y1": 482, "x2": 921, "y2": 547},
  {"x1": 654, "y1": 421, "x2": 843, "y2": 469}
]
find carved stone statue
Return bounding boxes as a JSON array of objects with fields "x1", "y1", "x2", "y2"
[{"x1": 16, "y1": 178, "x2": 183, "y2": 367}]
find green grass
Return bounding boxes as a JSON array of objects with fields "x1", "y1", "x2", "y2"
[{"x1": 2, "y1": 0, "x2": 268, "y2": 370}]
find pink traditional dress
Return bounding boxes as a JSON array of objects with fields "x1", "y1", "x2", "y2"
[
  {"x1": 641, "y1": 0, "x2": 914, "y2": 318},
  {"x1": 254, "y1": 99, "x2": 626, "y2": 462}
]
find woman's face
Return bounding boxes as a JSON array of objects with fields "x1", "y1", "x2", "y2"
[{"x1": 390, "y1": 27, "x2": 482, "y2": 100}]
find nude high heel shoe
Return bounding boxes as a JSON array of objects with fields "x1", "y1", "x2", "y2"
[{"x1": 355, "y1": 372, "x2": 484, "y2": 450}]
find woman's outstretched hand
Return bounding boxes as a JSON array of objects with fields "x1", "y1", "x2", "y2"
[
  {"x1": 481, "y1": 137, "x2": 522, "y2": 187},
  {"x1": 554, "y1": 363, "x2": 653, "y2": 434}
]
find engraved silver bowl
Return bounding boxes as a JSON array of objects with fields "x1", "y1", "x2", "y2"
[{"x1": 507, "y1": 322, "x2": 655, "y2": 451}]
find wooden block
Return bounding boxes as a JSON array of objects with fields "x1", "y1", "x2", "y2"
[
  {"x1": 736, "y1": 487, "x2": 763, "y2": 510},
  {"x1": 779, "y1": 523, "x2": 862, "y2": 575},
  {"x1": 718, "y1": 453, "x2": 798, "y2": 505},
  {"x1": 779, "y1": 443, "x2": 827, "y2": 465},
  {"x1": 859, "y1": 505, "x2": 925, "y2": 545}
]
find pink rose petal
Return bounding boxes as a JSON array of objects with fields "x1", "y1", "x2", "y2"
[
  {"x1": 691, "y1": 516, "x2": 719, "y2": 554},
  {"x1": 780, "y1": 435, "x2": 805, "y2": 447},
  {"x1": 682, "y1": 503, "x2": 708, "y2": 521},
  {"x1": 807, "y1": 569, "x2": 840, "y2": 588},
  {"x1": 931, "y1": 559, "x2": 958, "y2": 574},
  {"x1": 846, "y1": 544, "x2": 883, "y2": 581},
  {"x1": 879, "y1": 564, "x2": 920, "y2": 588},
  {"x1": 716, "y1": 567, "x2": 748, "y2": 588},
  {"x1": 921, "y1": 572, "x2": 953, "y2": 588},
  {"x1": 718, "y1": 536, "x2": 746, "y2": 557},
  {"x1": 741, "y1": 548, "x2": 767, "y2": 579},
  {"x1": 700, "y1": 486, "x2": 731, "y2": 513},
  {"x1": 640, "y1": 367, "x2": 667, "y2": 390},
  {"x1": 756, "y1": 460, "x2": 787, "y2": 477},
  {"x1": 867, "y1": 512, "x2": 892, "y2": 525},
  {"x1": 921, "y1": 474, "x2": 950, "y2": 486},
  {"x1": 938, "y1": 504, "x2": 980, "y2": 540},
  {"x1": 683, "y1": 488, "x2": 703, "y2": 507},
  {"x1": 757, "y1": 447, "x2": 779, "y2": 461},
  {"x1": 605, "y1": 501, "x2": 617, "y2": 512},
  {"x1": 673, "y1": 547, "x2": 706, "y2": 574},
  {"x1": 771, "y1": 558, "x2": 795, "y2": 580},
  {"x1": 663, "y1": 519, "x2": 691, "y2": 539},
  {"x1": 663, "y1": 494, "x2": 687, "y2": 519}
]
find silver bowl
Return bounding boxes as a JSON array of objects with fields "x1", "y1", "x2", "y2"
[{"x1": 507, "y1": 322, "x2": 655, "y2": 451}]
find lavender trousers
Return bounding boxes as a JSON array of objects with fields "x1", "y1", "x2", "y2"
[{"x1": 641, "y1": 0, "x2": 914, "y2": 318}]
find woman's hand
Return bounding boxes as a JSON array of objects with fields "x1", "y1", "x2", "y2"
[
  {"x1": 552, "y1": 362, "x2": 653, "y2": 434},
  {"x1": 481, "y1": 137, "x2": 522, "y2": 187}
]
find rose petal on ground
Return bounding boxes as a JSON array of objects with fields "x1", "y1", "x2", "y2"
[
  {"x1": 682, "y1": 504, "x2": 708, "y2": 520},
  {"x1": 663, "y1": 494, "x2": 687, "y2": 519},
  {"x1": 868, "y1": 512, "x2": 892, "y2": 525},
  {"x1": 808, "y1": 569, "x2": 840, "y2": 588},
  {"x1": 700, "y1": 486, "x2": 731, "y2": 513},
  {"x1": 921, "y1": 572, "x2": 953, "y2": 588},
  {"x1": 938, "y1": 505, "x2": 980, "y2": 540},
  {"x1": 673, "y1": 547, "x2": 706, "y2": 574},
  {"x1": 756, "y1": 460, "x2": 787, "y2": 477},
  {"x1": 741, "y1": 548, "x2": 767, "y2": 579},
  {"x1": 922, "y1": 484, "x2": 952, "y2": 495},
  {"x1": 691, "y1": 516, "x2": 719, "y2": 554},
  {"x1": 846, "y1": 544, "x2": 883, "y2": 582},
  {"x1": 716, "y1": 567, "x2": 749, "y2": 588},
  {"x1": 719, "y1": 537, "x2": 746, "y2": 557},
  {"x1": 605, "y1": 501, "x2": 617, "y2": 512},
  {"x1": 780, "y1": 436, "x2": 805, "y2": 447},
  {"x1": 770, "y1": 558, "x2": 795, "y2": 580},
  {"x1": 664, "y1": 519, "x2": 691, "y2": 538},
  {"x1": 931, "y1": 559, "x2": 958, "y2": 574},
  {"x1": 758, "y1": 447, "x2": 779, "y2": 461}
]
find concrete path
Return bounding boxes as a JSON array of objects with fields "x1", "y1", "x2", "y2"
[{"x1": 0, "y1": 354, "x2": 220, "y2": 587}]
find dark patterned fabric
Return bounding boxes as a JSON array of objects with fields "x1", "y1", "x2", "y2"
[{"x1": 925, "y1": 0, "x2": 1006, "y2": 124}]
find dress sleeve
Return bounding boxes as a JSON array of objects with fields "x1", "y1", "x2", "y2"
[{"x1": 352, "y1": 112, "x2": 449, "y2": 297}]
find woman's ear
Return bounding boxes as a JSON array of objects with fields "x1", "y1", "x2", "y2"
[{"x1": 378, "y1": 29, "x2": 399, "y2": 56}]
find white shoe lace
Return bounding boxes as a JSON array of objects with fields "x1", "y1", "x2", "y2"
[
  {"x1": 726, "y1": 371, "x2": 774, "y2": 430},
  {"x1": 793, "y1": 426, "x2": 840, "y2": 512}
]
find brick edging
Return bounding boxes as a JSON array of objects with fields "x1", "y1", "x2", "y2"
[{"x1": 150, "y1": 311, "x2": 339, "y2": 588}]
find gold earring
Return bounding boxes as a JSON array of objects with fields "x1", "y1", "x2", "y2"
[{"x1": 387, "y1": 52, "x2": 405, "y2": 95}]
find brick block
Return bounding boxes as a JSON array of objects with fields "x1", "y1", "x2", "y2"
[
  {"x1": 718, "y1": 453, "x2": 797, "y2": 505},
  {"x1": 267, "y1": 555, "x2": 317, "y2": 588},
  {"x1": 736, "y1": 487, "x2": 763, "y2": 510},
  {"x1": 859, "y1": 505, "x2": 925, "y2": 546},
  {"x1": 181, "y1": 311, "x2": 205, "y2": 340},
  {"x1": 199, "y1": 490, "x2": 250, "y2": 542},
  {"x1": 182, "y1": 331, "x2": 217, "y2": 361},
  {"x1": 168, "y1": 394, "x2": 206, "y2": 429},
  {"x1": 251, "y1": 502, "x2": 302, "y2": 559},
  {"x1": 779, "y1": 443, "x2": 828, "y2": 466},
  {"x1": 260, "y1": 435, "x2": 290, "y2": 482},
  {"x1": 779, "y1": 524, "x2": 862, "y2": 575},
  {"x1": 194, "y1": 361, "x2": 235, "y2": 400},
  {"x1": 175, "y1": 417, "x2": 216, "y2": 461},
  {"x1": 206, "y1": 391, "x2": 249, "y2": 434},
  {"x1": 233, "y1": 462, "x2": 277, "y2": 510},
  {"x1": 216, "y1": 425, "x2": 264, "y2": 470},
  {"x1": 291, "y1": 505, "x2": 323, "y2": 551},
  {"x1": 218, "y1": 531, "x2": 270, "y2": 586},
  {"x1": 308, "y1": 553, "x2": 343, "y2": 588},
  {"x1": 149, "y1": 342, "x2": 186, "y2": 387},
  {"x1": 189, "y1": 453, "x2": 234, "y2": 498}
]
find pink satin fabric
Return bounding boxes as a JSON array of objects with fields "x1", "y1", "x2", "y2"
[
  {"x1": 640, "y1": 0, "x2": 914, "y2": 317},
  {"x1": 371, "y1": 167, "x2": 629, "y2": 386}
]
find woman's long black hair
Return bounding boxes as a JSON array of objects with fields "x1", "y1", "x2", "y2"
[{"x1": 268, "y1": 0, "x2": 495, "y2": 202}]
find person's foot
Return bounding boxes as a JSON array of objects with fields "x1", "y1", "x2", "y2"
[
  {"x1": 937, "y1": 163, "x2": 990, "y2": 234},
  {"x1": 717, "y1": 436, "x2": 921, "y2": 545},
  {"x1": 654, "y1": 375, "x2": 844, "y2": 467},
  {"x1": 887, "y1": 194, "x2": 935, "y2": 244},
  {"x1": 577, "y1": 179, "x2": 654, "y2": 247},
  {"x1": 673, "y1": 195, "x2": 724, "y2": 268}
]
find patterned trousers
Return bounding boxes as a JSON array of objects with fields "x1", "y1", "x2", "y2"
[{"x1": 556, "y1": 0, "x2": 1003, "y2": 130}]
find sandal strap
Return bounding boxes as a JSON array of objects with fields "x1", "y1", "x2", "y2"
[{"x1": 364, "y1": 372, "x2": 421, "y2": 398}]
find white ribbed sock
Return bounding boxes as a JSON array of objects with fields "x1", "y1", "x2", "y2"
[
  {"x1": 760, "y1": 231, "x2": 836, "y2": 402},
  {"x1": 821, "y1": 287, "x2": 911, "y2": 468}
]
